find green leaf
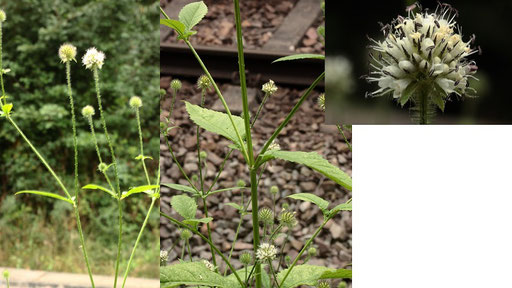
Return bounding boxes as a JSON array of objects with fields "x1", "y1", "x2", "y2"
[
  {"x1": 179, "y1": 1, "x2": 208, "y2": 32},
  {"x1": 277, "y1": 265, "x2": 337, "y2": 288},
  {"x1": 162, "y1": 183, "x2": 199, "y2": 195},
  {"x1": 320, "y1": 268, "x2": 352, "y2": 279},
  {"x1": 330, "y1": 202, "x2": 352, "y2": 215},
  {"x1": 171, "y1": 194, "x2": 197, "y2": 220},
  {"x1": 160, "y1": 19, "x2": 186, "y2": 36},
  {"x1": 400, "y1": 81, "x2": 418, "y2": 107},
  {"x1": 134, "y1": 154, "x2": 153, "y2": 161},
  {"x1": 317, "y1": 26, "x2": 325, "y2": 39},
  {"x1": 273, "y1": 54, "x2": 325, "y2": 63},
  {"x1": 183, "y1": 217, "x2": 213, "y2": 225},
  {"x1": 185, "y1": 101, "x2": 246, "y2": 148},
  {"x1": 160, "y1": 262, "x2": 237, "y2": 288},
  {"x1": 432, "y1": 82, "x2": 447, "y2": 112},
  {"x1": 82, "y1": 184, "x2": 117, "y2": 198},
  {"x1": 262, "y1": 150, "x2": 352, "y2": 191},
  {"x1": 2, "y1": 103, "x2": 13, "y2": 115},
  {"x1": 121, "y1": 185, "x2": 159, "y2": 199},
  {"x1": 288, "y1": 193, "x2": 329, "y2": 212},
  {"x1": 15, "y1": 190, "x2": 73, "y2": 205},
  {"x1": 225, "y1": 202, "x2": 243, "y2": 211}
]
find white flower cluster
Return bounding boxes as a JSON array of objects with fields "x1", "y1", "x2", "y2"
[
  {"x1": 256, "y1": 243, "x2": 277, "y2": 262},
  {"x1": 58, "y1": 43, "x2": 77, "y2": 63},
  {"x1": 202, "y1": 260, "x2": 215, "y2": 271},
  {"x1": 82, "y1": 47, "x2": 105, "y2": 70},
  {"x1": 366, "y1": 3, "x2": 478, "y2": 103},
  {"x1": 262, "y1": 79, "x2": 278, "y2": 95}
]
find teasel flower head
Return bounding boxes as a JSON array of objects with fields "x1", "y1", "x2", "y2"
[
  {"x1": 256, "y1": 243, "x2": 278, "y2": 262},
  {"x1": 366, "y1": 3, "x2": 478, "y2": 116},
  {"x1": 262, "y1": 79, "x2": 278, "y2": 95},
  {"x1": 240, "y1": 251, "x2": 253, "y2": 265},
  {"x1": 279, "y1": 208, "x2": 298, "y2": 228},
  {"x1": 199, "y1": 150, "x2": 207, "y2": 161},
  {"x1": 202, "y1": 260, "x2": 215, "y2": 271},
  {"x1": 58, "y1": 43, "x2": 77, "y2": 63},
  {"x1": 129, "y1": 96, "x2": 142, "y2": 109},
  {"x1": 81, "y1": 105, "x2": 95, "y2": 118},
  {"x1": 317, "y1": 281, "x2": 331, "y2": 288},
  {"x1": 258, "y1": 207, "x2": 274, "y2": 226},
  {"x1": 82, "y1": 47, "x2": 105, "y2": 70},
  {"x1": 160, "y1": 250, "x2": 169, "y2": 266},
  {"x1": 308, "y1": 247, "x2": 317, "y2": 257},
  {"x1": 98, "y1": 162, "x2": 108, "y2": 173},
  {"x1": 170, "y1": 79, "x2": 182, "y2": 92},
  {"x1": 0, "y1": 9, "x2": 6, "y2": 23},
  {"x1": 197, "y1": 75, "x2": 212, "y2": 91},
  {"x1": 3, "y1": 270, "x2": 9, "y2": 279}
]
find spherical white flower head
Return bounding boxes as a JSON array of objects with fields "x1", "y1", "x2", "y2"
[
  {"x1": 202, "y1": 260, "x2": 215, "y2": 271},
  {"x1": 82, "y1": 47, "x2": 105, "y2": 70},
  {"x1": 262, "y1": 79, "x2": 278, "y2": 95},
  {"x1": 129, "y1": 96, "x2": 143, "y2": 109},
  {"x1": 160, "y1": 250, "x2": 169, "y2": 261},
  {"x1": 366, "y1": 3, "x2": 478, "y2": 103},
  {"x1": 0, "y1": 9, "x2": 6, "y2": 23},
  {"x1": 256, "y1": 243, "x2": 277, "y2": 262},
  {"x1": 59, "y1": 43, "x2": 77, "y2": 63},
  {"x1": 81, "y1": 105, "x2": 95, "y2": 118},
  {"x1": 268, "y1": 139, "x2": 280, "y2": 151}
]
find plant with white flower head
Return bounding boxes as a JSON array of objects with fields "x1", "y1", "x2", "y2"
[
  {"x1": 82, "y1": 47, "x2": 105, "y2": 70},
  {"x1": 256, "y1": 243, "x2": 278, "y2": 262},
  {"x1": 366, "y1": 2, "x2": 479, "y2": 124}
]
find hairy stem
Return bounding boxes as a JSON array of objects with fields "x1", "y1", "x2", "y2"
[
  {"x1": 251, "y1": 91, "x2": 270, "y2": 129},
  {"x1": 74, "y1": 206, "x2": 96, "y2": 288},
  {"x1": 121, "y1": 197, "x2": 156, "y2": 288},
  {"x1": 86, "y1": 117, "x2": 116, "y2": 192},
  {"x1": 250, "y1": 168, "x2": 262, "y2": 287},
  {"x1": 336, "y1": 125, "x2": 352, "y2": 152},
  {"x1": 136, "y1": 108, "x2": 151, "y2": 185},
  {"x1": 92, "y1": 68, "x2": 122, "y2": 288},
  {"x1": 65, "y1": 62, "x2": 79, "y2": 198},
  {"x1": 202, "y1": 198, "x2": 218, "y2": 272},
  {"x1": 0, "y1": 22, "x2": 6, "y2": 106}
]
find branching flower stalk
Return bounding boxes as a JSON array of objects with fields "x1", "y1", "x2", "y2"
[{"x1": 366, "y1": 2, "x2": 479, "y2": 124}]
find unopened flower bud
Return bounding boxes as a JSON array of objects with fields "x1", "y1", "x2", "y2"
[
  {"x1": 191, "y1": 174, "x2": 199, "y2": 182},
  {"x1": 258, "y1": 208, "x2": 274, "y2": 226},
  {"x1": 317, "y1": 93, "x2": 325, "y2": 111},
  {"x1": 180, "y1": 229, "x2": 192, "y2": 240},
  {"x1": 199, "y1": 151, "x2": 207, "y2": 160},
  {"x1": 237, "y1": 179, "x2": 246, "y2": 188},
  {"x1": 81, "y1": 105, "x2": 95, "y2": 118},
  {"x1": 337, "y1": 282, "x2": 347, "y2": 288},
  {"x1": 279, "y1": 209, "x2": 298, "y2": 228},
  {"x1": 282, "y1": 203, "x2": 289, "y2": 210},
  {"x1": 270, "y1": 185, "x2": 279, "y2": 195},
  {"x1": 3, "y1": 270, "x2": 9, "y2": 279},
  {"x1": 240, "y1": 252, "x2": 252, "y2": 265},
  {"x1": 160, "y1": 89, "x2": 166, "y2": 97},
  {"x1": 129, "y1": 96, "x2": 142, "y2": 109},
  {"x1": 171, "y1": 79, "x2": 182, "y2": 92},
  {"x1": 59, "y1": 43, "x2": 77, "y2": 63},
  {"x1": 98, "y1": 162, "x2": 108, "y2": 173},
  {"x1": 197, "y1": 75, "x2": 212, "y2": 90},
  {"x1": 308, "y1": 247, "x2": 317, "y2": 257}
]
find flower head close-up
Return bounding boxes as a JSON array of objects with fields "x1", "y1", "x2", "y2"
[
  {"x1": 366, "y1": 2, "x2": 479, "y2": 123},
  {"x1": 82, "y1": 47, "x2": 105, "y2": 70}
]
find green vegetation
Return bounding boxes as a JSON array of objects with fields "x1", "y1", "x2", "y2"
[{"x1": 0, "y1": 0, "x2": 159, "y2": 279}]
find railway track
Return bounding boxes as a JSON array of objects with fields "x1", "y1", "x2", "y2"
[{"x1": 160, "y1": 0, "x2": 324, "y2": 87}]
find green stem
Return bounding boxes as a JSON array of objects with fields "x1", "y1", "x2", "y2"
[
  {"x1": 186, "y1": 238, "x2": 192, "y2": 261},
  {"x1": 233, "y1": 0, "x2": 254, "y2": 166},
  {"x1": 278, "y1": 216, "x2": 332, "y2": 287},
  {"x1": 251, "y1": 92, "x2": 270, "y2": 129},
  {"x1": 65, "y1": 62, "x2": 79, "y2": 198},
  {"x1": 136, "y1": 108, "x2": 151, "y2": 185},
  {"x1": 169, "y1": 89, "x2": 177, "y2": 120},
  {"x1": 121, "y1": 197, "x2": 156, "y2": 288},
  {"x1": 164, "y1": 136, "x2": 199, "y2": 192},
  {"x1": 161, "y1": 212, "x2": 246, "y2": 288},
  {"x1": 184, "y1": 40, "x2": 249, "y2": 162},
  {"x1": 249, "y1": 168, "x2": 262, "y2": 287},
  {"x1": 336, "y1": 125, "x2": 352, "y2": 152},
  {"x1": 92, "y1": 68, "x2": 122, "y2": 288},
  {"x1": 74, "y1": 207, "x2": 96, "y2": 288},
  {"x1": 255, "y1": 72, "x2": 325, "y2": 167},
  {"x1": 0, "y1": 22, "x2": 6, "y2": 106},
  {"x1": 202, "y1": 198, "x2": 219, "y2": 272},
  {"x1": 86, "y1": 117, "x2": 116, "y2": 192},
  {"x1": 268, "y1": 259, "x2": 279, "y2": 287}
]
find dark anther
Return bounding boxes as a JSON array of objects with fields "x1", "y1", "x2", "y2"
[{"x1": 434, "y1": 19, "x2": 440, "y2": 28}]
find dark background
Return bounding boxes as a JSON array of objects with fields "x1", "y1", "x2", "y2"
[{"x1": 326, "y1": 0, "x2": 512, "y2": 124}]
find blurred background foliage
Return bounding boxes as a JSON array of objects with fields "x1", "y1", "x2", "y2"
[
  {"x1": 326, "y1": 0, "x2": 512, "y2": 124},
  {"x1": 0, "y1": 0, "x2": 159, "y2": 278}
]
